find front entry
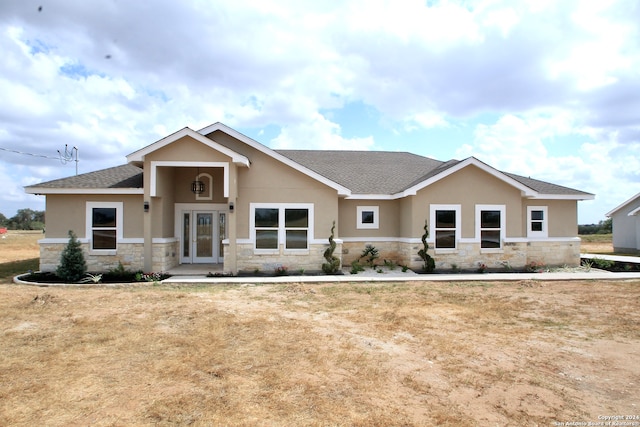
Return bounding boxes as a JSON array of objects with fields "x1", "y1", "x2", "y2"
[{"x1": 180, "y1": 210, "x2": 226, "y2": 264}]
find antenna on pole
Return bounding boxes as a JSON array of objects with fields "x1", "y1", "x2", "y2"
[{"x1": 58, "y1": 144, "x2": 79, "y2": 175}]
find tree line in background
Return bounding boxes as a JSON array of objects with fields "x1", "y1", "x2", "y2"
[
  {"x1": 577, "y1": 218, "x2": 612, "y2": 235},
  {"x1": 0, "y1": 209, "x2": 45, "y2": 230}
]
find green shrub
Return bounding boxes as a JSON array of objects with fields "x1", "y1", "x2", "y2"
[
  {"x1": 360, "y1": 244, "x2": 379, "y2": 267},
  {"x1": 56, "y1": 230, "x2": 87, "y2": 283},
  {"x1": 322, "y1": 221, "x2": 341, "y2": 274},
  {"x1": 417, "y1": 220, "x2": 435, "y2": 272}
]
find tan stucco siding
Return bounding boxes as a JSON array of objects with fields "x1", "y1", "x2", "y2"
[
  {"x1": 44, "y1": 194, "x2": 143, "y2": 239},
  {"x1": 412, "y1": 165, "x2": 524, "y2": 238},
  {"x1": 234, "y1": 150, "x2": 339, "y2": 240},
  {"x1": 338, "y1": 199, "x2": 400, "y2": 238},
  {"x1": 522, "y1": 199, "x2": 578, "y2": 237},
  {"x1": 146, "y1": 136, "x2": 235, "y2": 163}
]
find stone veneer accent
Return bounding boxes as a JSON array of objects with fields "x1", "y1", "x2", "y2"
[
  {"x1": 39, "y1": 242, "x2": 145, "y2": 273},
  {"x1": 230, "y1": 241, "x2": 343, "y2": 274},
  {"x1": 342, "y1": 239, "x2": 580, "y2": 271},
  {"x1": 39, "y1": 240, "x2": 180, "y2": 273}
]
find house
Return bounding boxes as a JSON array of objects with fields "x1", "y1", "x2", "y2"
[
  {"x1": 606, "y1": 192, "x2": 640, "y2": 253},
  {"x1": 25, "y1": 122, "x2": 594, "y2": 274}
]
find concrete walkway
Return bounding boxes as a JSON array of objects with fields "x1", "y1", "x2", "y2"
[{"x1": 581, "y1": 253, "x2": 640, "y2": 264}]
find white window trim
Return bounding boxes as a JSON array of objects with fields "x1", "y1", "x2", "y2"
[
  {"x1": 86, "y1": 202, "x2": 123, "y2": 255},
  {"x1": 429, "y1": 204, "x2": 461, "y2": 252},
  {"x1": 357, "y1": 206, "x2": 379, "y2": 229},
  {"x1": 475, "y1": 204, "x2": 505, "y2": 252},
  {"x1": 250, "y1": 203, "x2": 314, "y2": 254},
  {"x1": 195, "y1": 172, "x2": 213, "y2": 201},
  {"x1": 527, "y1": 206, "x2": 548, "y2": 238}
]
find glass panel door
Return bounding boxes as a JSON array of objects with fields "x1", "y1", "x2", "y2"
[
  {"x1": 194, "y1": 212, "x2": 214, "y2": 261},
  {"x1": 218, "y1": 213, "x2": 226, "y2": 263}
]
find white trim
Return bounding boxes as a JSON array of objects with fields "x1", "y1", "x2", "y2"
[
  {"x1": 250, "y1": 203, "x2": 314, "y2": 252},
  {"x1": 357, "y1": 206, "x2": 379, "y2": 229},
  {"x1": 345, "y1": 194, "x2": 395, "y2": 200},
  {"x1": 126, "y1": 127, "x2": 250, "y2": 166},
  {"x1": 529, "y1": 193, "x2": 594, "y2": 200},
  {"x1": 25, "y1": 188, "x2": 143, "y2": 195},
  {"x1": 527, "y1": 206, "x2": 548, "y2": 238},
  {"x1": 340, "y1": 237, "x2": 422, "y2": 243},
  {"x1": 430, "y1": 204, "x2": 461, "y2": 250},
  {"x1": 198, "y1": 122, "x2": 352, "y2": 196},
  {"x1": 402, "y1": 157, "x2": 537, "y2": 198},
  {"x1": 628, "y1": 207, "x2": 640, "y2": 216},
  {"x1": 475, "y1": 204, "x2": 505, "y2": 251},
  {"x1": 86, "y1": 201, "x2": 124, "y2": 253},
  {"x1": 606, "y1": 191, "x2": 640, "y2": 217},
  {"x1": 151, "y1": 161, "x2": 229, "y2": 198},
  {"x1": 195, "y1": 172, "x2": 213, "y2": 201}
]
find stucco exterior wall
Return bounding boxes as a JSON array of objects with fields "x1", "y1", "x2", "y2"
[
  {"x1": 338, "y1": 199, "x2": 400, "y2": 238},
  {"x1": 44, "y1": 194, "x2": 143, "y2": 239}
]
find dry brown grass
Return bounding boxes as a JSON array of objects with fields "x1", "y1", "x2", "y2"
[
  {"x1": 0, "y1": 230, "x2": 41, "y2": 263},
  {"x1": 1, "y1": 280, "x2": 639, "y2": 426}
]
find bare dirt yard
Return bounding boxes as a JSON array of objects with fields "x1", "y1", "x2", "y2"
[
  {"x1": 1, "y1": 280, "x2": 639, "y2": 426},
  {"x1": 1, "y1": 232, "x2": 638, "y2": 426}
]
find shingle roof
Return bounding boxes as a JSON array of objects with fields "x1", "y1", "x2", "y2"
[
  {"x1": 25, "y1": 164, "x2": 143, "y2": 190},
  {"x1": 276, "y1": 150, "x2": 446, "y2": 194},
  {"x1": 503, "y1": 172, "x2": 593, "y2": 196},
  {"x1": 26, "y1": 149, "x2": 591, "y2": 198}
]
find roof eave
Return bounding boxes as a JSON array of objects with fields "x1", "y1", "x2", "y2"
[
  {"x1": 199, "y1": 122, "x2": 352, "y2": 196},
  {"x1": 25, "y1": 188, "x2": 144, "y2": 195},
  {"x1": 606, "y1": 191, "x2": 640, "y2": 217},
  {"x1": 126, "y1": 127, "x2": 250, "y2": 167},
  {"x1": 528, "y1": 193, "x2": 595, "y2": 201}
]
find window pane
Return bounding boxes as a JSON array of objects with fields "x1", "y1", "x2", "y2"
[
  {"x1": 93, "y1": 230, "x2": 116, "y2": 249},
  {"x1": 435, "y1": 230, "x2": 456, "y2": 248},
  {"x1": 255, "y1": 208, "x2": 279, "y2": 227},
  {"x1": 531, "y1": 210, "x2": 544, "y2": 221},
  {"x1": 256, "y1": 230, "x2": 278, "y2": 249},
  {"x1": 481, "y1": 210, "x2": 501, "y2": 228},
  {"x1": 361, "y1": 211, "x2": 375, "y2": 224},
  {"x1": 286, "y1": 230, "x2": 307, "y2": 249},
  {"x1": 436, "y1": 210, "x2": 456, "y2": 228},
  {"x1": 93, "y1": 208, "x2": 116, "y2": 228},
  {"x1": 285, "y1": 209, "x2": 308, "y2": 227},
  {"x1": 531, "y1": 222, "x2": 543, "y2": 232},
  {"x1": 481, "y1": 230, "x2": 501, "y2": 248}
]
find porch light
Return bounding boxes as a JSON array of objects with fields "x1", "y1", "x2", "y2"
[
  {"x1": 191, "y1": 167, "x2": 205, "y2": 194},
  {"x1": 191, "y1": 179, "x2": 205, "y2": 194}
]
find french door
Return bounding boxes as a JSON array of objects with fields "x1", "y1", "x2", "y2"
[{"x1": 181, "y1": 210, "x2": 226, "y2": 264}]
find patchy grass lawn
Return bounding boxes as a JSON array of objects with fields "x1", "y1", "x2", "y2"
[
  {"x1": 579, "y1": 233, "x2": 613, "y2": 254},
  {"x1": 1, "y1": 280, "x2": 639, "y2": 426}
]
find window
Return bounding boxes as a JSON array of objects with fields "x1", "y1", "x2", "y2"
[
  {"x1": 527, "y1": 206, "x2": 548, "y2": 238},
  {"x1": 86, "y1": 202, "x2": 123, "y2": 252},
  {"x1": 430, "y1": 204, "x2": 460, "y2": 250},
  {"x1": 476, "y1": 205, "x2": 505, "y2": 249},
  {"x1": 357, "y1": 206, "x2": 379, "y2": 229},
  {"x1": 252, "y1": 204, "x2": 313, "y2": 251}
]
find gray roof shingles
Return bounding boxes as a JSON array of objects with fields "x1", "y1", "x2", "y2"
[
  {"x1": 26, "y1": 164, "x2": 143, "y2": 190},
  {"x1": 26, "y1": 150, "x2": 591, "y2": 197}
]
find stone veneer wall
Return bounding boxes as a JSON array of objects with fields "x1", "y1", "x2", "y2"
[
  {"x1": 39, "y1": 242, "x2": 145, "y2": 273},
  {"x1": 230, "y1": 241, "x2": 343, "y2": 274},
  {"x1": 342, "y1": 239, "x2": 580, "y2": 271},
  {"x1": 151, "y1": 240, "x2": 179, "y2": 272}
]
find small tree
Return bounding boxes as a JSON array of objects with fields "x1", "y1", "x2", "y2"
[
  {"x1": 418, "y1": 220, "x2": 435, "y2": 272},
  {"x1": 322, "y1": 221, "x2": 341, "y2": 274},
  {"x1": 56, "y1": 230, "x2": 87, "y2": 282}
]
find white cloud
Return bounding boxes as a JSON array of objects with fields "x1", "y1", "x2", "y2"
[{"x1": 271, "y1": 114, "x2": 375, "y2": 150}]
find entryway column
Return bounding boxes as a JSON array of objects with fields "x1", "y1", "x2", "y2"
[{"x1": 226, "y1": 163, "x2": 238, "y2": 274}]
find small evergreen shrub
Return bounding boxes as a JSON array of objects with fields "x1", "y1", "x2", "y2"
[
  {"x1": 360, "y1": 244, "x2": 379, "y2": 267},
  {"x1": 56, "y1": 230, "x2": 87, "y2": 283},
  {"x1": 322, "y1": 221, "x2": 341, "y2": 274},
  {"x1": 417, "y1": 220, "x2": 435, "y2": 272}
]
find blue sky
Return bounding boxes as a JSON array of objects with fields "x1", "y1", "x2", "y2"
[{"x1": 1, "y1": 0, "x2": 639, "y2": 224}]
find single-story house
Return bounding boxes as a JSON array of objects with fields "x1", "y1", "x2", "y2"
[
  {"x1": 606, "y1": 192, "x2": 640, "y2": 253},
  {"x1": 26, "y1": 122, "x2": 594, "y2": 274}
]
